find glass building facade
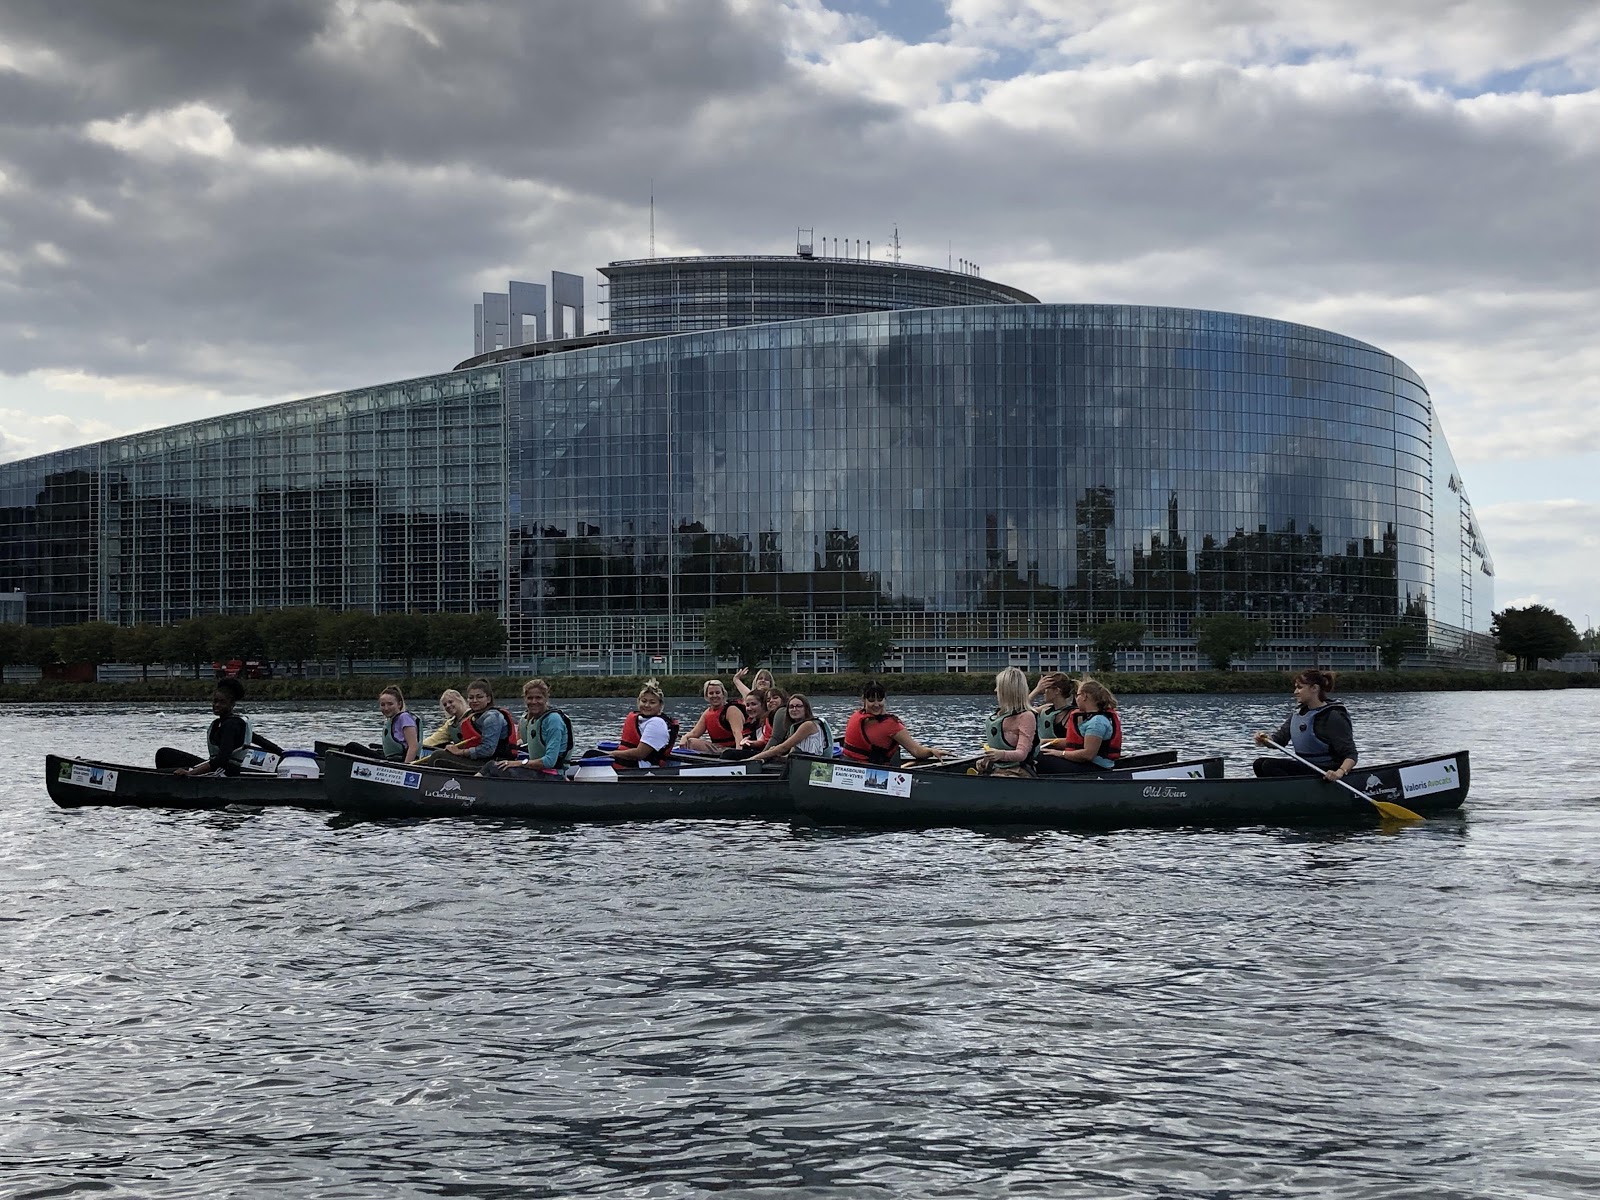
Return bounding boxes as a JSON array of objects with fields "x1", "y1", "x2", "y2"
[
  {"x1": 0, "y1": 301, "x2": 1494, "y2": 670},
  {"x1": 601, "y1": 255, "x2": 1038, "y2": 335}
]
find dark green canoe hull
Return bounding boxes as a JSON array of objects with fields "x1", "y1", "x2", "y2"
[
  {"x1": 46, "y1": 754, "x2": 329, "y2": 809},
  {"x1": 786, "y1": 752, "x2": 1470, "y2": 828},
  {"x1": 321, "y1": 750, "x2": 789, "y2": 821}
]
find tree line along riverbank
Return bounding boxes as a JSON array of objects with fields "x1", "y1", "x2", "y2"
[{"x1": 1, "y1": 669, "x2": 1595, "y2": 704}]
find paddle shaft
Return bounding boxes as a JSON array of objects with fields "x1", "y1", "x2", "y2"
[{"x1": 1267, "y1": 740, "x2": 1424, "y2": 821}]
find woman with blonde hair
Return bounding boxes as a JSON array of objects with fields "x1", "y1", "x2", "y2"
[
  {"x1": 677, "y1": 678, "x2": 745, "y2": 753},
  {"x1": 418, "y1": 688, "x2": 470, "y2": 757},
  {"x1": 979, "y1": 666, "x2": 1038, "y2": 776},
  {"x1": 1038, "y1": 677, "x2": 1122, "y2": 774}
]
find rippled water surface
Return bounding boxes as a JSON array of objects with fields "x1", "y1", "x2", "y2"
[{"x1": 4, "y1": 690, "x2": 1600, "y2": 1198}]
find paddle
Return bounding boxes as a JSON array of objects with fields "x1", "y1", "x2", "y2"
[
  {"x1": 1264, "y1": 741, "x2": 1424, "y2": 822},
  {"x1": 905, "y1": 752, "x2": 985, "y2": 773}
]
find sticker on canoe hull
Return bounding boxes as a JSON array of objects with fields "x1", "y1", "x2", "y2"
[
  {"x1": 59, "y1": 762, "x2": 119, "y2": 791},
  {"x1": 350, "y1": 761, "x2": 423, "y2": 789},
  {"x1": 1397, "y1": 757, "x2": 1461, "y2": 799},
  {"x1": 1129, "y1": 764, "x2": 1209, "y2": 780},
  {"x1": 807, "y1": 762, "x2": 912, "y2": 798}
]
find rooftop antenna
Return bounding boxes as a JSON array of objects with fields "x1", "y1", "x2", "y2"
[
  {"x1": 893, "y1": 224, "x2": 901, "y2": 264},
  {"x1": 649, "y1": 179, "x2": 655, "y2": 259}
]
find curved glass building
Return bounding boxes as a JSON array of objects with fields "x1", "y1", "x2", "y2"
[{"x1": 0, "y1": 254, "x2": 1494, "y2": 671}]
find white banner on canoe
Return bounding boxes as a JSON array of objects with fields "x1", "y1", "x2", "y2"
[
  {"x1": 58, "y1": 762, "x2": 118, "y2": 791},
  {"x1": 350, "y1": 761, "x2": 423, "y2": 789},
  {"x1": 1397, "y1": 757, "x2": 1462, "y2": 799},
  {"x1": 807, "y1": 761, "x2": 913, "y2": 798}
]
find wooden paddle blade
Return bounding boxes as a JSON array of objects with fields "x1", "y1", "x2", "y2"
[{"x1": 1371, "y1": 798, "x2": 1425, "y2": 822}]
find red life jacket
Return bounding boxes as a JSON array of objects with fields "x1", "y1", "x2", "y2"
[
  {"x1": 702, "y1": 702, "x2": 741, "y2": 748},
  {"x1": 841, "y1": 711, "x2": 903, "y2": 764},
  {"x1": 460, "y1": 707, "x2": 522, "y2": 759},
  {"x1": 617, "y1": 710, "x2": 680, "y2": 769},
  {"x1": 1061, "y1": 709, "x2": 1122, "y2": 761}
]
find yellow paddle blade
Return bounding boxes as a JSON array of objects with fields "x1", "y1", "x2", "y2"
[{"x1": 1371, "y1": 799, "x2": 1426, "y2": 822}]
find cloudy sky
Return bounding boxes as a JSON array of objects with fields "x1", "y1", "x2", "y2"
[{"x1": 1, "y1": 0, "x2": 1596, "y2": 625}]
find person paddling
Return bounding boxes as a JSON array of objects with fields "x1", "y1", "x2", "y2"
[
  {"x1": 1252, "y1": 669, "x2": 1358, "y2": 781},
  {"x1": 840, "y1": 680, "x2": 946, "y2": 764},
  {"x1": 156, "y1": 676, "x2": 267, "y2": 777}
]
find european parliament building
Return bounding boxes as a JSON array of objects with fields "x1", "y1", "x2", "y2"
[{"x1": 0, "y1": 247, "x2": 1495, "y2": 672}]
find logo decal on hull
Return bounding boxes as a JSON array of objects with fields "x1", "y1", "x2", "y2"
[{"x1": 1396, "y1": 757, "x2": 1460, "y2": 799}]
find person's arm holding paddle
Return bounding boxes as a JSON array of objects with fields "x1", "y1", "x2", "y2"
[{"x1": 894, "y1": 727, "x2": 947, "y2": 762}]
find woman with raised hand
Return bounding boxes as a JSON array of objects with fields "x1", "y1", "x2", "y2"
[
  {"x1": 1037, "y1": 678, "x2": 1122, "y2": 774},
  {"x1": 732, "y1": 666, "x2": 776, "y2": 702},
  {"x1": 978, "y1": 667, "x2": 1038, "y2": 777},
  {"x1": 1252, "y1": 668, "x2": 1358, "y2": 781},
  {"x1": 1029, "y1": 672, "x2": 1077, "y2": 747}
]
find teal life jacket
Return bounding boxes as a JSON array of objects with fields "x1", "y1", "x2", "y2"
[
  {"x1": 381, "y1": 710, "x2": 418, "y2": 760},
  {"x1": 520, "y1": 708, "x2": 575, "y2": 768},
  {"x1": 985, "y1": 708, "x2": 1038, "y2": 762}
]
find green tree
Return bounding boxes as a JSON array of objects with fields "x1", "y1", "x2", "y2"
[
  {"x1": 1306, "y1": 614, "x2": 1344, "y2": 668},
  {"x1": 20, "y1": 625, "x2": 60, "y2": 673},
  {"x1": 0, "y1": 622, "x2": 24, "y2": 684},
  {"x1": 1193, "y1": 612, "x2": 1272, "y2": 670},
  {"x1": 428, "y1": 611, "x2": 507, "y2": 675},
  {"x1": 321, "y1": 609, "x2": 381, "y2": 678},
  {"x1": 261, "y1": 607, "x2": 324, "y2": 676},
  {"x1": 116, "y1": 624, "x2": 168, "y2": 682},
  {"x1": 209, "y1": 613, "x2": 265, "y2": 663},
  {"x1": 1088, "y1": 619, "x2": 1147, "y2": 672},
  {"x1": 702, "y1": 599, "x2": 798, "y2": 670},
  {"x1": 164, "y1": 617, "x2": 217, "y2": 679},
  {"x1": 1373, "y1": 624, "x2": 1420, "y2": 671},
  {"x1": 1492, "y1": 604, "x2": 1580, "y2": 671},
  {"x1": 375, "y1": 612, "x2": 432, "y2": 678},
  {"x1": 54, "y1": 621, "x2": 120, "y2": 674},
  {"x1": 838, "y1": 613, "x2": 896, "y2": 672}
]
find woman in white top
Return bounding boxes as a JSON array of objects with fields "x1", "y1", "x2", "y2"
[{"x1": 750, "y1": 694, "x2": 830, "y2": 763}]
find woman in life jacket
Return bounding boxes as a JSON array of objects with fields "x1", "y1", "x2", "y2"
[
  {"x1": 722, "y1": 688, "x2": 773, "y2": 760},
  {"x1": 483, "y1": 678, "x2": 575, "y2": 776},
  {"x1": 418, "y1": 689, "x2": 470, "y2": 760},
  {"x1": 376, "y1": 685, "x2": 420, "y2": 762},
  {"x1": 1038, "y1": 677, "x2": 1122, "y2": 774},
  {"x1": 156, "y1": 675, "x2": 258, "y2": 776},
  {"x1": 426, "y1": 678, "x2": 521, "y2": 772},
  {"x1": 750, "y1": 693, "x2": 832, "y2": 764},
  {"x1": 611, "y1": 680, "x2": 680, "y2": 769},
  {"x1": 1027, "y1": 672, "x2": 1077, "y2": 744},
  {"x1": 977, "y1": 667, "x2": 1039, "y2": 777},
  {"x1": 678, "y1": 679, "x2": 745, "y2": 753},
  {"x1": 1252, "y1": 668, "x2": 1358, "y2": 780},
  {"x1": 840, "y1": 681, "x2": 947, "y2": 765}
]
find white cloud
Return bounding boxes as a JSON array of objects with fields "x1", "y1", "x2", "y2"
[
  {"x1": 84, "y1": 102, "x2": 237, "y2": 161},
  {"x1": 1476, "y1": 498, "x2": 1600, "y2": 620}
]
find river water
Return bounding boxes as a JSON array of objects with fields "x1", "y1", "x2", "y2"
[{"x1": 3, "y1": 690, "x2": 1598, "y2": 1198}]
